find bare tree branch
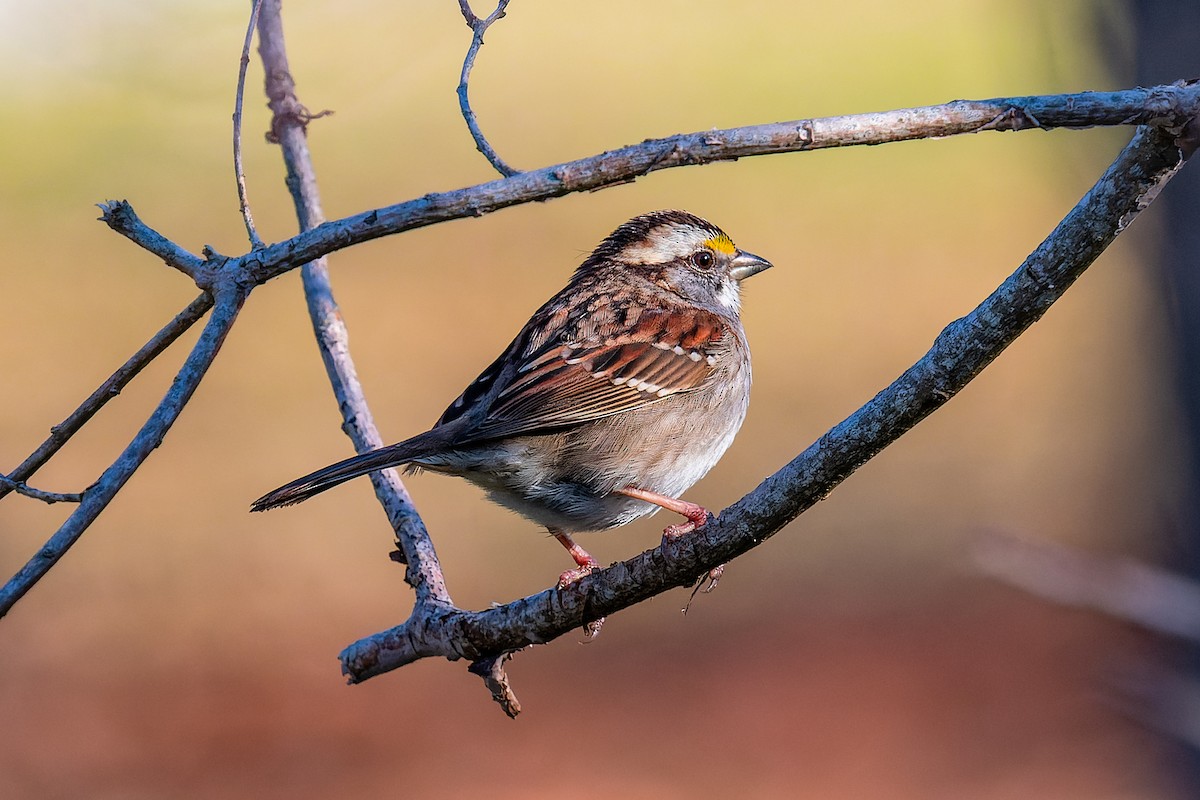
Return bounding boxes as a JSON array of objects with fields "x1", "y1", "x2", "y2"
[
  {"x1": 456, "y1": 0, "x2": 518, "y2": 177},
  {"x1": 255, "y1": 0, "x2": 452, "y2": 607},
  {"x1": 339, "y1": 122, "x2": 1195, "y2": 700},
  {"x1": 234, "y1": 0, "x2": 266, "y2": 249},
  {"x1": 7, "y1": 2, "x2": 1199, "y2": 715},
  {"x1": 233, "y1": 82, "x2": 1197, "y2": 286},
  {"x1": 0, "y1": 287, "x2": 246, "y2": 618},
  {"x1": 0, "y1": 292, "x2": 213, "y2": 503},
  {"x1": 95, "y1": 84, "x2": 1200, "y2": 293}
]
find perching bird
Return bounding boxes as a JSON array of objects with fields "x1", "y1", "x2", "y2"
[{"x1": 252, "y1": 210, "x2": 771, "y2": 586}]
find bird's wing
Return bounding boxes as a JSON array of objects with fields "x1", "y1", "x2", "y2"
[{"x1": 436, "y1": 306, "x2": 730, "y2": 442}]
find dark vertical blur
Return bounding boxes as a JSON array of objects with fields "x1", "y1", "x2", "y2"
[
  {"x1": 1127, "y1": 0, "x2": 1200, "y2": 774},
  {"x1": 1128, "y1": 2, "x2": 1200, "y2": 571}
]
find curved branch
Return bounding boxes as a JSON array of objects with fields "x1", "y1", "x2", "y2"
[
  {"x1": 456, "y1": 0, "x2": 518, "y2": 177},
  {"x1": 340, "y1": 122, "x2": 1194, "y2": 689},
  {"x1": 233, "y1": 0, "x2": 266, "y2": 249},
  {"x1": 255, "y1": 0, "x2": 451, "y2": 607},
  {"x1": 0, "y1": 287, "x2": 246, "y2": 618}
]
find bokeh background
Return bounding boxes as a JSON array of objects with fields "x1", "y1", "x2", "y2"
[{"x1": 2, "y1": 1, "x2": 1198, "y2": 797}]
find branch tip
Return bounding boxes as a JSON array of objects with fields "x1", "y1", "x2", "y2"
[
  {"x1": 468, "y1": 652, "x2": 522, "y2": 718},
  {"x1": 97, "y1": 199, "x2": 133, "y2": 227}
]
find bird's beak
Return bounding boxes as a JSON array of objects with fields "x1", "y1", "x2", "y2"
[{"x1": 729, "y1": 249, "x2": 773, "y2": 282}]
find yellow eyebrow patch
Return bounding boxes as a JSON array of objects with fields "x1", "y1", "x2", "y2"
[{"x1": 704, "y1": 234, "x2": 736, "y2": 255}]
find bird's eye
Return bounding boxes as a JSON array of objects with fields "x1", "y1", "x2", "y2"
[{"x1": 690, "y1": 250, "x2": 714, "y2": 269}]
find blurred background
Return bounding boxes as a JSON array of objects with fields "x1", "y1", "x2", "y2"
[{"x1": 2, "y1": 0, "x2": 1198, "y2": 797}]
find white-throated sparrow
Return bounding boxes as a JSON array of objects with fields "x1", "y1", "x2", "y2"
[{"x1": 252, "y1": 210, "x2": 771, "y2": 585}]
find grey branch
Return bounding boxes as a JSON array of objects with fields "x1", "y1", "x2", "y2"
[
  {"x1": 0, "y1": 292, "x2": 213, "y2": 503},
  {"x1": 95, "y1": 84, "x2": 1200, "y2": 292},
  {"x1": 0, "y1": 288, "x2": 246, "y2": 618},
  {"x1": 234, "y1": 0, "x2": 266, "y2": 249},
  {"x1": 226, "y1": 82, "x2": 1196, "y2": 287},
  {"x1": 0, "y1": 475, "x2": 81, "y2": 505},
  {"x1": 255, "y1": 0, "x2": 451, "y2": 608},
  {"x1": 456, "y1": 0, "x2": 518, "y2": 177},
  {"x1": 339, "y1": 122, "x2": 1195, "y2": 695}
]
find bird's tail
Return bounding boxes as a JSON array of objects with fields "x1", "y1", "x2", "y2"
[{"x1": 250, "y1": 430, "x2": 445, "y2": 512}]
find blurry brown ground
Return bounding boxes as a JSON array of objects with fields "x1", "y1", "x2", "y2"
[{"x1": 0, "y1": 2, "x2": 1193, "y2": 797}]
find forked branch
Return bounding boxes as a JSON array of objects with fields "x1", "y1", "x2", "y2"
[
  {"x1": 0, "y1": 288, "x2": 246, "y2": 617},
  {"x1": 0, "y1": 292, "x2": 213, "y2": 503},
  {"x1": 457, "y1": 0, "x2": 518, "y2": 177}
]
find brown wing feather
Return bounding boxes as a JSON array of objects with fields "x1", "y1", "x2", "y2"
[{"x1": 465, "y1": 307, "x2": 727, "y2": 440}]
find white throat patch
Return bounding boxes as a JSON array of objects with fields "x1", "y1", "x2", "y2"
[{"x1": 716, "y1": 278, "x2": 741, "y2": 312}]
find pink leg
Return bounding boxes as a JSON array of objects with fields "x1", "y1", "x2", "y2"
[
  {"x1": 551, "y1": 528, "x2": 599, "y2": 588},
  {"x1": 550, "y1": 528, "x2": 605, "y2": 637},
  {"x1": 616, "y1": 486, "x2": 710, "y2": 539},
  {"x1": 617, "y1": 486, "x2": 724, "y2": 597}
]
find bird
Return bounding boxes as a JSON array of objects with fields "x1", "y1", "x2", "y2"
[{"x1": 252, "y1": 210, "x2": 771, "y2": 587}]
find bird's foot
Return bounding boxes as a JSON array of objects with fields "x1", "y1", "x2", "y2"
[
  {"x1": 556, "y1": 562, "x2": 597, "y2": 590},
  {"x1": 550, "y1": 528, "x2": 606, "y2": 636}
]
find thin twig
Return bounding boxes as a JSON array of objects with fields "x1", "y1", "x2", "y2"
[
  {"x1": 0, "y1": 287, "x2": 246, "y2": 618},
  {"x1": 339, "y1": 122, "x2": 1194, "y2": 690},
  {"x1": 234, "y1": 0, "x2": 266, "y2": 249},
  {"x1": 0, "y1": 475, "x2": 81, "y2": 505},
  {"x1": 255, "y1": 0, "x2": 451, "y2": 606},
  {"x1": 0, "y1": 292, "x2": 213, "y2": 502},
  {"x1": 457, "y1": 0, "x2": 518, "y2": 177}
]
